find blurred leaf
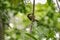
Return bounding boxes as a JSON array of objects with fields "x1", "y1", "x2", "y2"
[
  {"x1": 46, "y1": 32, "x2": 55, "y2": 39},
  {"x1": 58, "y1": 0, "x2": 60, "y2": 1},
  {"x1": 25, "y1": 33, "x2": 37, "y2": 40},
  {"x1": 46, "y1": 11, "x2": 54, "y2": 19},
  {"x1": 11, "y1": 0, "x2": 19, "y2": 7},
  {"x1": 25, "y1": 2, "x2": 32, "y2": 13},
  {"x1": 47, "y1": 0, "x2": 52, "y2": 5},
  {"x1": 47, "y1": 0, "x2": 55, "y2": 10}
]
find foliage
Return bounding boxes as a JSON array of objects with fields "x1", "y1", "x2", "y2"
[{"x1": 0, "y1": 0, "x2": 60, "y2": 40}]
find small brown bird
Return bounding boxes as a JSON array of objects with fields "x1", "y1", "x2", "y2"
[{"x1": 27, "y1": 14, "x2": 38, "y2": 22}]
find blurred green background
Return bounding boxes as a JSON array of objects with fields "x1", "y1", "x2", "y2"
[{"x1": 0, "y1": 0, "x2": 60, "y2": 40}]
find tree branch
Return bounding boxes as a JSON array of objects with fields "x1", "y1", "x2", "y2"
[{"x1": 29, "y1": 0, "x2": 35, "y2": 40}]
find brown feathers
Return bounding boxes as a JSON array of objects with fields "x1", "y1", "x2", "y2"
[{"x1": 27, "y1": 14, "x2": 38, "y2": 22}]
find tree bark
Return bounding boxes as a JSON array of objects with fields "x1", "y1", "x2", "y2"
[
  {"x1": 0, "y1": 11, "x2": 4, "y2": 40},
  {"x1": 0, "y1": 19, "x2": 4, "y2": 40}
]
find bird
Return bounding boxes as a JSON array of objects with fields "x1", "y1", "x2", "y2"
[{"x1": 27, "y1": 14, "x2": 38, "y2": 22}]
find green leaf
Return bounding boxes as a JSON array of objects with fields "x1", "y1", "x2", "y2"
[
  {"x1": 47, "y1": 0, "x2": 52, "y2": 6},
  {"x1": 58, "y1": 0, "x2": 60, "y2": 1},
  {"x1": 46, "y1": 11, "x2": 54, "y2": 19},
  {"x1": 47, "y1": 0, "x2": 55, "y2": 10},
  {"x1": 25, "y1": 33, "x2": 37, "y2": 40}
]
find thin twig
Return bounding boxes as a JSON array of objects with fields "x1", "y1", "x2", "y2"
[
  {"x1": 32, "y1": 0, "x2": 35, "y2": 21},
  {"x1": 30, "y1": 0, "x2": 35, "y2": 34},
  {"x1": 29, "y1": 0, "x2": 35, "y2": 40}
]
